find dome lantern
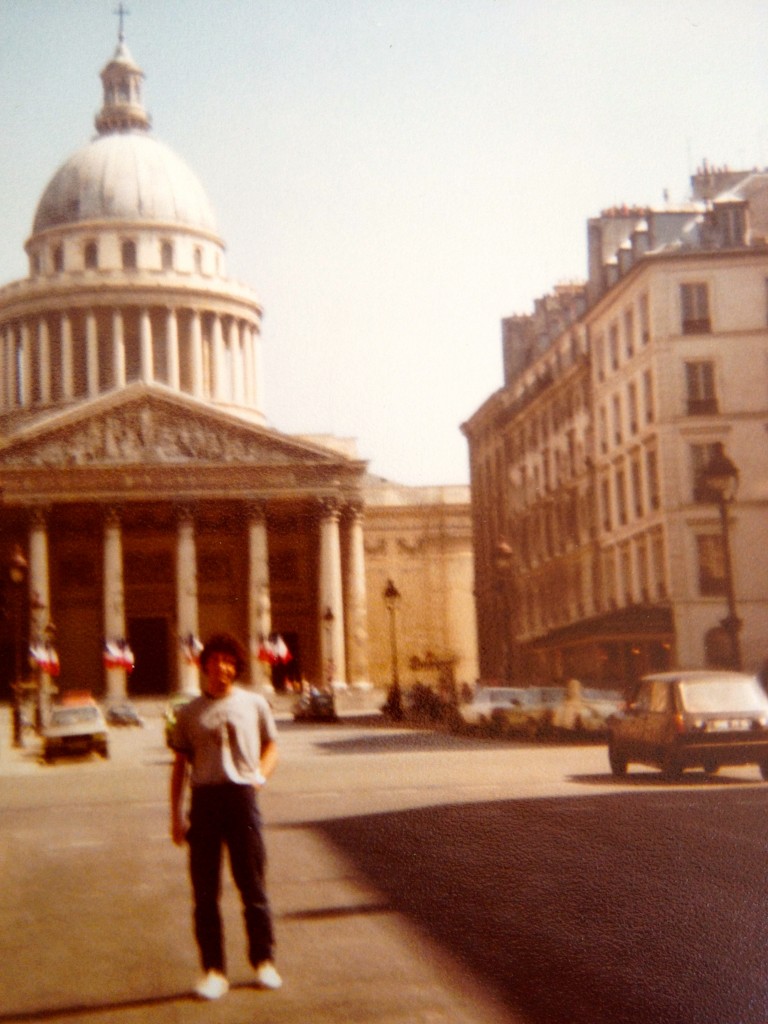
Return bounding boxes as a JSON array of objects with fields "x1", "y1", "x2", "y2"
[{"x1": 94, "y1": 13, "x2": 150, "y2": 136}]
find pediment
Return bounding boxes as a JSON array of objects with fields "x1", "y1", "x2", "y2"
[{"x1": 0, "y1": 390, "x2": 349, "y2": 470}]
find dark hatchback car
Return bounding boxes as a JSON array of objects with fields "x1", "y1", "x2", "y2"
[{"x1": 608, "y1": 671, "x2": 768, "y2": 780}]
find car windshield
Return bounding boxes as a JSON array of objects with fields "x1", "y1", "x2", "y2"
[
  {"x1": 52, "y1": 706, "x2": 98, "y2": 725},
  {"x1": 678, "y1": 678, "x2": 768, "y2": 714}
]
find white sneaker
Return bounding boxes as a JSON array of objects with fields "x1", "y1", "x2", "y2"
[
  {"x1": 254, "y1": 960, "x2": 282, "y2": 990},
  {"x1": 195, "y1": 969, "x2": 229, "y2": 1000}
]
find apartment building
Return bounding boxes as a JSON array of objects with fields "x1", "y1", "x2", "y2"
[{"x1": 464, "y1": 164, "x2": 768, "y2": 688}]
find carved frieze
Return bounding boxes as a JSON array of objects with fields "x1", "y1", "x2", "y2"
[{"x1": 0, "y1": 398, "x2": 324, "y2": 469}]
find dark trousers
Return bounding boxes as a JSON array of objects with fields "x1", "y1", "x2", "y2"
[{"x1": 187, "y1": 783, "x2": 275, "y2": 973}]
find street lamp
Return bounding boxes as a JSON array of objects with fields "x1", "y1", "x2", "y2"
[
  {"x1": 382, "y1": 579, "x2": 403, "y2": 720},
  {"x1": 700, "y1": 442, "x2": 741, "y2": 670},
  {"x1": 7, "y1": 545, "x2": 28, "y2": 747},
  {"x1": 495, "y1": 540, "x2": 514, "y2": 682},
  {"x1": 322, "y1": 606, "x2": 335, "y2": 688}
]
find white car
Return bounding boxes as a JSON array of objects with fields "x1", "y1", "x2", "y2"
[
  {"x1": 460, "y1": 687, "x2": 533, "y2": 731},
  {"x1": 549, "y1": 682, "x2": 624, "y2": 734}
]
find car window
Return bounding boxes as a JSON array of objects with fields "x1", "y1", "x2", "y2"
[
  {"x1": 634, "y1": 683, "x2": 654, "y2": 711},
  {"x1": 678, "y1": 678, "x2": 768, "y2": 714},
  {"x1": 52, "y1": 706, "x2": 98, "y2": 725},
  {"x1": 649, "y1": 683, "x2": 671, "y2": 713}
]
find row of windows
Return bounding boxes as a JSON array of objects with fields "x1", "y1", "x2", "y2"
[
  {"x1": 598, "y1": 370, "x2": 655, "y2": 452},
  {"x1": 516, "y1": 525, "x2": 668, "y2": 636},
  {"x1": 600, "y1": 447, "x2": 660, "y2": 531},
  {"x1": 594, "y1": 292, "x2": 650, "y2": 381},
  {"x1": 31, "y1": 239, "x2": 210, "y2": 276}
]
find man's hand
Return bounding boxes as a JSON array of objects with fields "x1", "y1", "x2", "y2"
[{"x1": 171, "y1": 814, "x2": 188, "y2": 846}]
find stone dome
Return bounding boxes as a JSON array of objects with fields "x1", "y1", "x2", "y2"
[{"x1": 32, "y1": 131, "x2": 218, "y2": 236}]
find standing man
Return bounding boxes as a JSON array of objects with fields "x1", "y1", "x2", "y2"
[{"x1": 170, "y1": 632, "x2": 282, "y2": 1000}]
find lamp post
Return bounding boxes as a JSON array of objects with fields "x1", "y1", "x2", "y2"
[
  {"x1": 495, "y1": 540, "x2": 514, "y2": 682},
  {"x1": 382, "y1": 579, "x2": 403, "y2": 720},
  {"x1": 7, "y1": 545, "x2": 29, "y2": 748},
  {"x1": 700, "y1": 443, "x2": 741, "y2": 670},
  {"x1": 322, "y1": 606, "x2": 335, "y2": 688}
]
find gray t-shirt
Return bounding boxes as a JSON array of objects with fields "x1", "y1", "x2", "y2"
[{"x1": 172, "y1": 686, "x2": 278, "y2": 787}]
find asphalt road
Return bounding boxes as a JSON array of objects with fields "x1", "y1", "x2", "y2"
[{"x1": 1, "y1": 701, "x2": 768, "y2": 1024}]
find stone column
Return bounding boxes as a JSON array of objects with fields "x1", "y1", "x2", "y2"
[
  {"x1": 229, "y1": 318, "x2": 243, "y2": 405},
  {"x1": 212, "y1": 315, "x2": 225, "y2": 401},
  {"x1": 28, "y1": 509, "x2": 51, "y2": 647},
  {"x1": 190, "y1": 310, "x2": 204, "y2": 398},
  {"x1": 19, "y1": 322, "x2": 32, "y2": 407},
  {"x1": 139, "y1": 308, "x2": 153, "y2": 383},
  {"x1": 242, "y1": 322, "x2": 254, "y2": 407},
  {"x1": 60, "y1": 314, "x2": 74, "y2": 400},
  {"x1": 37, "y1": 318, "x2": 51, "y2": 405},
  {"x1": 103, "y1": 509, "x2": 128, "y2": 704},
  {"x1": 176, "y1": 506, "x2": 201, "y2": 695},
  {"x1": 167, "y1": 308, "x2": 180, "y2": 390},
  {"x1": 247, "y1": 503, "x2": 273, "y2": 691},
  {"x1": 344, "y1": 503, "x2": 371, "y2": 688},
  {"x1": 86, "y1": 311, "x2": 99, "y2": 397},
  {"x1": 112, "y1": 309, "x2": 126, "y2": 388},
  {"x1": 318, "y1": 500, "x2": 346, "y2": 688},
  {"x1": 28, "y1": 509, "x2": 55, "y2": 723}
]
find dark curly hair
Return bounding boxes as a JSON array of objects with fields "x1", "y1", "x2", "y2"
[{"x1": 199, "y1": 632, "x2": 247, "y2": 678}]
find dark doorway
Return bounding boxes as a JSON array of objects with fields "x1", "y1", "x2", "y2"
[{"x1": 128, "y1": 617, "x2": 170, "y2": 695}]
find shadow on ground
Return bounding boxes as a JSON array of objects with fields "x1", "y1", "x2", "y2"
[{"x1": 314, "y1": 787, "x2": 768, "y2": 1024}]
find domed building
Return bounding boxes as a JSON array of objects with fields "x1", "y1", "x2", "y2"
[{"x1": 0, "y1": 31, "x2": 478, "y2": 707}]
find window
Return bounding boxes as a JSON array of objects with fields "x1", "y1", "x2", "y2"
[
  {"x1": 624, "y1": 309, "x2": 635, "y2": 358},
  {"x1": 638, "y1": 293, "x2": 650, "y2": 345},
  {"x1": 631, "y1": 456, "x2": 643, "y2": 517},
  {"x1": 616, "y1": 467, "x2": 628, "y2": 526},
  {"x1": 194, "y1": 247, "x2": 203, "y2": 273},
  {"x1": 84, "y1": 240, "x2": 98, "y2": 269},
  {"x1": 628, "y1": 381, "x2": 639, "y2": 434},
  {"x1": 599, "y1": 405, "x2": 608, "y2": 453},
  {"x1": 643, "y1": 370, "x2": 655, "y2": 423},
  {"x1": 691, "y1": 442, "x2": 721, "y2": 502},
  {"x1": 685, "y1": 360, "x2": 717, "y2": 415},
  {"x1": 609, "y1": 324, "x2": 619, "y2": 370},
  {"x1": 601, "y1": 477, "x2": 612, "y2": 532},
  {"x1": 161, "y1": 241, "x2": 174, "y2": 270},
  {"x1": 595, "y1": 334, "x2": 605, "y2": 381},
  {"x1": 697, "y1": 534, "x2": 726, "y2": 595},
  {"x1": 53, "y1": 244, "x2": 64, "y2": 272},
  {"x1": 121, "y1": 239, "x2": 137, "y2": 270},
  {"x1": 646, "y1": 448, "x2": 660, "y2": 509},
  {"x1": 680, "y1": 282, "x2": 711, "y2": 334},
  {"x1": 612, "y1": 394, "x2": 623, "y2": 445}
]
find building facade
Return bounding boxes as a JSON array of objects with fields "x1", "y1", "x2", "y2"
[
  {"x1": 0, "y1": 32, "x2": 477, "y2": 704},
  {"x1": 464, "y1": 164, "x2": 768, "y2": 689}
]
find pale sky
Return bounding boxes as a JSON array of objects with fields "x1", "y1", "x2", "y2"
[{"x1": 1, "y1": 0, "x2": 767, "y2": 485}]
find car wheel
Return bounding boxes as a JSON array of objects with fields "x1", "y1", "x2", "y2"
[
  {"x1": 489, "y1": 710, "x2": 507, "y2": 737},
  {"x1": 661, "y1": 755, "x2": 683, "y2": 780},
  {"x1": 522, "y1": 717, "x2": 538, "y2": 740},
  {"x1": 759, "y1": 761, "x2": 768, "y2": 781},
  {"x1": 608, "y1": 744, "x2": 628, "y2": 776},
  {"x1": 703, "y1": 759, "x2": 719, "y2": 776}
]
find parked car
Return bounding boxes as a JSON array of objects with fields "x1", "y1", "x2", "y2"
[
  {"x1": 164, "y1": 693, "x2": 196, "y2": 747},
  {"x1": 549, "y1": 680, "x2": 624, "y2": 735},
  {"x1": 41, "y1": 703, "x2": 109, "y2": 763},
  {"x1": 106, "y1": 702, "x2": 145, "y2": 727},
  {"x1": 293, "y1": 688, "x2": 338, "y2": 722},
  {"x1": 459, "y1": 687, "x2": 534, "y2": 732},
  {"x1": 607, "y1": 670, "x2": 768, "y2": 780}
]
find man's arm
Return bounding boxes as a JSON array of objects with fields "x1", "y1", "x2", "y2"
[
  {"x1": 170, "y1": 751, "x2": 190, "y2": 845},
  {"x1": 259, "y1": 737, "x2": 278, "y2": 784}
]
